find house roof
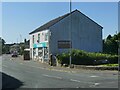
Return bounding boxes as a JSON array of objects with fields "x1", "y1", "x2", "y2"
[
  {"x1": 29, "y1": 10, "x2": 75, "y2": 35},
  {"x1": 29, "y1": 9, "x2": 103, "y2": 35}
]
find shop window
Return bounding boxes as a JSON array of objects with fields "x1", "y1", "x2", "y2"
[
  {"x1": 38, "y1": 48, "x2": 43, "y2": 57},
  {"x1": 33, "y1": 48, "x2": 36, "y2": 57}
]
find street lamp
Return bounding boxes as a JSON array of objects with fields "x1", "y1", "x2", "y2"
[{"x1": 69, "y1": 0, "x2": 72, "y2": 67}]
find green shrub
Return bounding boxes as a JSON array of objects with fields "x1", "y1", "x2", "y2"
[
  {"x1": 57, "y1": 53, "x2": 69, "y2": 65},
  {"x1": 56, "y1": 49, "x2": 118, "y2": 65},
  {"x1": 107, "y1": 55, "x2": 118, "y2": 64}
]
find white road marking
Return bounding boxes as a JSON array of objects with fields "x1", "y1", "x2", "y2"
[
  {"x1": 42, "y1": 74, "x2": 62, "y2": 79},
  {"x1": 10, "y1": 59, "x2": 13, "y2": 60},
  {"x1": 70, "y1": 79, "x2": 81, "y2": 83},
  {"x1": 89, "y1": 83, "x2": 100, "y2": 87},
  {"x1": 70, "y1": 79, "x2": 95, "y2": 85},
  {"x1": 94, "y1": 83, "x2": 100, "y2": 86},
  {"x1": 30, "y1": 66, "x2": 45, "y2": 69},
  {"x1": 43, "y1": 74, "x2": 96, "y2": 86},
  {"x1": 90, "y1": 75, "x2": 99, "y2": 77}
]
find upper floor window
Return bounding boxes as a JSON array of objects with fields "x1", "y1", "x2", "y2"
[
  {"x1": 45, "y1": 33, "x2": 48, "y2": 41},
  {"x1": 38, "y1": 33, "x2": 40, "y2": 43},
  {"x1": 32, "y1": 35, "x2": 34, "y2": 43}
]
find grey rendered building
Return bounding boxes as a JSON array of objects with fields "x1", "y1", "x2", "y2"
[{"x1": 29, "y1": 9, "x2": 103, "y2": 62}]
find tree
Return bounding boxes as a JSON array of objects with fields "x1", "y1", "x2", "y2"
[
  {"x1": 2, "y1": 38, "x2": 6, "y2": 45},
  {"x1": 103, "y1": 33, "x2": 119, "y2": 55},
  {"x1": 1, "y1": 38, "x2": 6, "y2": 54},
  {"x1": 24, "y1": 39, "x2": 27, "y2": 43},
  {"x1": 106, "y1": 35, "x2": 112, "y2": 40}
]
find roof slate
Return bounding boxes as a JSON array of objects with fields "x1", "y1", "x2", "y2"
[{"x1": 29, "y1": 9, "x2": 102, "y2": 35}]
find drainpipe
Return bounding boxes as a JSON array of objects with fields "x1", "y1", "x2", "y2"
[
  {"x1": 42, "y1": 47, "x2": 44, "y2": 63},
  {"x1": 48, "y1": 30, "x2": 51, "y2": 63}
]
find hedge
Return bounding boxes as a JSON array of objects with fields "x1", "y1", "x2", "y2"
[{"x1": 56, "y1": 49, "x2": 118, "y2": 65}]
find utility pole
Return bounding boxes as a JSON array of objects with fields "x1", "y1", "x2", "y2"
[{"x1": 69, "y1": 0, "x2": 72, "y2": 67}]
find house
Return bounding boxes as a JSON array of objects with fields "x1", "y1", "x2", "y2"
[
  {"x1": 10, "y1": 44, "x2": 20, "y2": 54},
  {"x1": 29, "y1": 9, "x2": 103, "y2": 62}
]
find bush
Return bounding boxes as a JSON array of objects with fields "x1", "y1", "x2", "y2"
[
  {"x1": 107, "y1": 55, "x2": 118, "y2": 64},
  {"x1": 56, "y1": 49, "x2": 118, "y2": 65},
  {"x1": 57, "y1": 53, "x2": 70, "y2": 65}
]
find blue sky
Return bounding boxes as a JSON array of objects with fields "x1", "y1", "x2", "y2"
[
  {"x1": 2, "y1": 2, "x2": 118, "y2": 44},
  {"x1": 118, "y1": 2, "x2": 120, "y2": 32}
]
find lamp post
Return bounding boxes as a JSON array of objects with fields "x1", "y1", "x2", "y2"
[{"x1": 69, "y1": 0, "x2": 72, "y2": 67}]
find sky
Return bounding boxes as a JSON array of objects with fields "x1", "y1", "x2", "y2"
[
  {"x1": 2, "y1": 2, "x2": 118, "y2": 44},
  {"x1": 118, "y1": 2, "x2": 120, "y2": 32}
]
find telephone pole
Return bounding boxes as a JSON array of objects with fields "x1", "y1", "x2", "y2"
[{"x1": 69, "y1": 0, "x2": 72, "y2": 67}]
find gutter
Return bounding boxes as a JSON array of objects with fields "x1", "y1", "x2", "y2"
[{"x1": 73, "y1": 65, "x2": 119, "y2": 71}]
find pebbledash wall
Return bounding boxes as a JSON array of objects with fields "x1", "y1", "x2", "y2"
[
  {"x1": 29, "y1": 10, "x2": 103, "y2": 62},
  {"x1": 29, "y1": 30, "x2": 49, "y2": 62}
]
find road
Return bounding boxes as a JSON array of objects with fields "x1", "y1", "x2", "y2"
[{"x1": 1, "y1": 54, "x2": 118, "y2": 89}]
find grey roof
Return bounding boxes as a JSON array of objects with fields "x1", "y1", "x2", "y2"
[
  {"x1": 29, "y1": 10, "x2": 73, "y2": 34},
  {"x1": 29, "y1": 9, "x2": 103, "y2": 34}
]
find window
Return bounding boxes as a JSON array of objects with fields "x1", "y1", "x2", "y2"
[
  {"x1": 32, "y1": 35, "x2": 34, "y2": 43},
  {"x1": 45, "y1": 33, "x2": 48, "y2": 41},
  {"x1": 38, "y1": 34, "x2": 40, "y2": 43}
]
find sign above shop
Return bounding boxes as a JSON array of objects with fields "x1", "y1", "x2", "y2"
[{"x1": 33, "y1": 42, "x2": 47, "y2": 48}]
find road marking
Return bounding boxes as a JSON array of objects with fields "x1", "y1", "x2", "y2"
[
  {"x1": 70, "y1": 79, "x2": 81, "y2": 83},
  {"x1": 90, "y1": 75, "x2": 99, "y2": 77},
  {"x1": 94, "y1": 83, "x2": 100, "y2": 86},
  {"x1": 89, "y1": 83, "x2": 100, "y2": 87},
  {"x1": 42, "y1": 74, "x2": 62, "y2": 79},
  {"x1": 70, "y1": 79, "x2": 95, "y2": 85},
  {"x1": 30, "y1": 66, "x2": 45, "y2": 69},
  {"x1": 10, "y1": 59, "x2": 14, "y2": 60}
]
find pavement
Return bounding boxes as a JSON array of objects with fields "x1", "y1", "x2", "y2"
[{"x1": 1, "y1": 54, "x2": 119, "y2": 89}]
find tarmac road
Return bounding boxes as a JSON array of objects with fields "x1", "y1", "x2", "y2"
[{"x1": 1, "y1": 54, "x2": 118, "y2": 89}]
